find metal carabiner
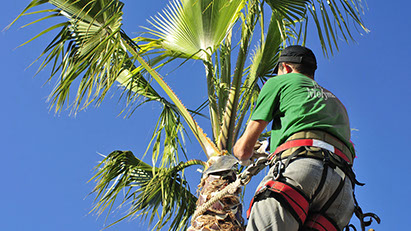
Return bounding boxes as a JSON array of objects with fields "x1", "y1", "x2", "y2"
[{"x1": 273, "y1": 160, "x2": 283, "y2": 180}]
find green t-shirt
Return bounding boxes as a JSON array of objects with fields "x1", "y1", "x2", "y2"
[{"x1": 251, "y1": 73, "x2": 355, "y2": 157}]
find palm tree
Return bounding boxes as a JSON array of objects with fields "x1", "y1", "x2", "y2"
[{"x1": 8, "y1": 0, "x2": 368, "y2": 230}]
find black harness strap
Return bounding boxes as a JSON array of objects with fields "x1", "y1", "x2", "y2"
[
  {"x1": 310, "y1": 149, "x2": 335, "y2": 202},
  {"x1": 311, "y1": 164, "x2": 328, "y2": 202},
  {"x1": 321, "y1": 176, "x2": 346, "y2": 214},
  {"x1": 303, "y1": 150, "x2": 345, "y2": 231}
]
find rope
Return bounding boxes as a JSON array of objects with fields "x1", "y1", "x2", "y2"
[{"x1": 191, "y1": 178, "x2": 242, "y2": 222}]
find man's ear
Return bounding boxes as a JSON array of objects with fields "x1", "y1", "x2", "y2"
[{"x1": 283, "y1": 63, "x2": 293, "y2": 73}]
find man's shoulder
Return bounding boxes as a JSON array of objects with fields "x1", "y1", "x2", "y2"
[
  {"x1": 265, "y1": 73, "x2": 312, "y2": 87},
  {"x1": 272, "y1": 73, "x2": 311, "y2": 81}
]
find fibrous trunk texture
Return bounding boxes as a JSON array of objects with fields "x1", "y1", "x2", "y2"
[{"x1": 187, "y1": 171, "x2": 245, "y2": 231}]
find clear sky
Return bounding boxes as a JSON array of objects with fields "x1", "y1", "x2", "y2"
[{"x1": 1, "y1": 1, "x2": 410, "y2": 230}]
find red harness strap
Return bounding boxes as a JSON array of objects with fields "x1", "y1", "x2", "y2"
[
  {"x1": 270, "y1": 138, "x2": 352, "y2": 165},
  {"x1": 304, "y1": 213, "x2": 339, "y2": 231},
  {"x1": 247, "y1": 180, "x2": 309, "y2": 225},
  {"x1": 247, "y1": 180, "x2": 340, "y2": 230}
]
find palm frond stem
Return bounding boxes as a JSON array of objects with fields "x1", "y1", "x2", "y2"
[
  {"x1": 121, "y1": 37, "x2": 221, "y2": 158},
  {"x1": 204, "y1": 57, "x2": 220, "y2": 144},
  {"x1": 218, "y1": 0, "x2": 260, "y2": 151}
]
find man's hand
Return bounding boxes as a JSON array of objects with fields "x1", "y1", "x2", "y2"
[
  {"x1": 238, "y1": 140, "x2": 270, "y2": 166},
  {"x1": 233, "y1": 120, "x2": 269, "y2": 161}
]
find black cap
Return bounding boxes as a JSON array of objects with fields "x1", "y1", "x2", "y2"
[{"x1": 273, "y1": 45, "x2": 317, "y2": 74}]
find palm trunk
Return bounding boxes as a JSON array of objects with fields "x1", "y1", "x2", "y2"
[{"x1": 188, "y1": 168, "x2": 245, "y2": 231}]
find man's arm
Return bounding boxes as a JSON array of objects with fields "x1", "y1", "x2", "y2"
[{"x1": 233, "y1": 120, "x2": 269, "y2": 161}]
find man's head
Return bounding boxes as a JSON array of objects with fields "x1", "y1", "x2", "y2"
[{"x1": 274, "y1": 45, "x2": 317, "y2": 78}]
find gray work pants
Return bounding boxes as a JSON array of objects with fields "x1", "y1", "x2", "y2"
[{"x1": 246, "y1": 157, "x2": 355, "y2": 231}]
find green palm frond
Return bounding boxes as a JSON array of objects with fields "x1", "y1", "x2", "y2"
[
  {"x1": 148, "y1": 103, "x2": 187, "y2": 168},
  {"x1": 264, "y1": 0, "x2": 308, "y2": 23},
  {"x1": 90, "y1": 150, "x2": 205, "y2": 231},
  {"x1": 265, "y1": 0, "x2": 368, "y2": 55},
  {"x1": 249, "y1": 12, "x2": 286, "y2": 82},
  {"x1": 11, "y1": 0, "x2": 183, "y2": 117},
  {"x1": 146, "y1": 0, "x2": 244, "y2": 60},
  {"x1": 9, "y1": 0, "x2": 130, "y2": 112}
]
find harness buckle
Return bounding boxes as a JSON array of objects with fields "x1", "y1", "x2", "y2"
[
  {"x1": 273, "y1": 161, "x2": 284, "y2": 180},
  {"x1": 322, "y1": 150, "x2": 337, "y2": 169}
]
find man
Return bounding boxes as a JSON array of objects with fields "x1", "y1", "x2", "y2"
[{"x1": 233, "y1": 45, "x2": 356, "y2": 231}]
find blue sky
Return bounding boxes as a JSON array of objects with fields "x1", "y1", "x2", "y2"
[{"x1": 1, "y1": 1, "x2": 410, "y2": 230}]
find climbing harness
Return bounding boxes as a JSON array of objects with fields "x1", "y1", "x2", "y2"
[
  {"x1": 193, "y1": 131, "x2": 379, "y2": 230},
  {"x1": 247, "y1": 131, "x2": 379, "y2": 231},
  {"x1": 247, "y1": 149, "x2": 379, "y2": 231}
]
